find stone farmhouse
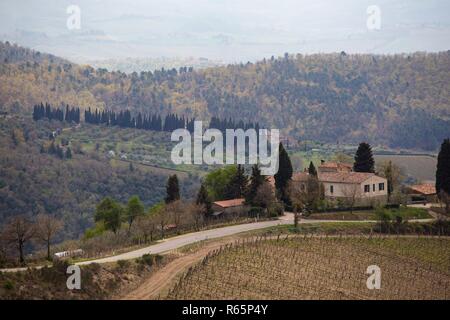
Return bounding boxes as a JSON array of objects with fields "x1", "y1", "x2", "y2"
[{"x1": 292, "y1": 161, "x2": 388, "y2": 206}]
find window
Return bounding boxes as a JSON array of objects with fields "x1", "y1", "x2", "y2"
[
  {"x1": 330, "y1": 185, "x2": 334, "y2": 194},
  {"x1": 364, "y1": 185, "x2": 370, "y2": 193},
  {"x1": 379, "y1": 183, "x2": 385, "y2": 191},
  {"x1": 373, "y1": 184, "x2": 376, "y2": 192}
]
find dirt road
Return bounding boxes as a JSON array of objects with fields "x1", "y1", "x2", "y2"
[{"x1": 120, "y1": 237, "x2": 238, "y2": 300}]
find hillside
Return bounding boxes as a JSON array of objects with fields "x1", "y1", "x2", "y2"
[
  {"x1": 1, "y1": 42, "x2": 449, "y2": 151},
  {"x1": 0, "y1": 116, "x2": 199, "y2": 240}
]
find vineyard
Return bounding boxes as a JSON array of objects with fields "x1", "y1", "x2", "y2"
[{"x1": 165, "y1": 236, "x2": 450, "y2": 300}]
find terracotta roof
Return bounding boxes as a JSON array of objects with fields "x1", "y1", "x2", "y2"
[
  {"x1": 213, "y1": 198, "x2": 245, "y2": 208},
  {"x1": 292, "y1": 172, "x2": 310, "y2": 182},
  {"x1": 409, "y1": 183, "x2": 436, "y2": 195},
  {"x1": 318, "y1": 172, "x2": 375, "y2": 184},
  {"x1": 318, "y1": 161, "x2": 352, "y2": 172}
]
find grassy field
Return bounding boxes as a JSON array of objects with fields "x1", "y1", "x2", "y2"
[
  {"x1": 58, "y1": 123, "x2": 208, "y2": 175},
  {"x1": 165, "y1": 237, "x2": 450, "y2": 300}
]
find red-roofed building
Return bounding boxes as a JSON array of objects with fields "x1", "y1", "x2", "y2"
[
  {"x1": 406, "y1": 183, "x2": 437, "y2": 203},
  {"x1": 318, "y1": 161, "x2": 352, "y2": 173},
  {"x1": 212, "y1": 198, "x2": 249, "y2": 216},
  {"x1": 289, "y1": 161, "x2": 388, "y2": 206}
]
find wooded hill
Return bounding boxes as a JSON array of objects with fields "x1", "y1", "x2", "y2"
[
  {"x1": 0, "y1": 117, "x2": 199, "y2": 240},
  {"x1": 1, "y1": 41, "x2": 449, "y2": 150}
]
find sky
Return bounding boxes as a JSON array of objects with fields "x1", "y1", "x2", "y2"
[{"x1": 0, "y1": 0, "x2": 449, "y2": 63}]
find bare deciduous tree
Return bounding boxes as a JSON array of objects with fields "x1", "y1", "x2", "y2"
[
  {"x1": 135, "y1": 213, "x2": 157, "y2": 244},
  {"x1": 166, "y1": 200, "x2": 183, "y2": 233},
  {"x1": 254, "y1": 181, "x2": 277, "y2": 212},
  {"x1": 341, "y1": 184, "x2": 360, "y2": 214},
  {"x1": 2, "y1": 216, "x2": 35, "y2": 265},
  {"x1": 186, "y1": 203, "x2": 204, "y2": 231},
  {"x1": 377, "y1": 160, "x2": 404, "y2": 203},
  {"x1": 288, "y1": 181, "x2": 307, "y2": 228},
  {"x1": 156, "y1": 206, "x2": 171, "y2": 239},
  {"x1": 35, "y1": 214, "x2": 63, "y2": 260}
]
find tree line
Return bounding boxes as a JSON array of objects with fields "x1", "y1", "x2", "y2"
[
  {"x1": 84, "y1": 108, "x2": 261, "y2": 133},
  {"x1": 32, "y1": 103, "x2": 80, "y2": 123},
  {"x1": 34, "y1": 103, "x2": 261, "y2": 134}
]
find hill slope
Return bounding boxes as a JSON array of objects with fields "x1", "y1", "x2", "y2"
[
  {"x1": 0, "y1": 41, "x2": 449, "y2": 150},
  {"x1": 0, "y1": 117, "x2": 199, "y2": 239}
]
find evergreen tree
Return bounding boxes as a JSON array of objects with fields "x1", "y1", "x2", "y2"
[
  {"x1": 274, "y1": 143, "x2": 293, "y2": 206},
  {"x1": 65, "y1": 105, "x2": 70, "y2": 122},
  {"x1": 353, "y1": 142, "x2": 375, "y2": 173},
  {"x1": 196, "y1": 183, "x2": 213, "y2": 216},
  {"x1": 165, "y1": 174, "x2": 180, "y2": 203},
  {"x1": 308, "y1": 161, "x2": 317, "y2": 176},
  {"x1": 245, "y1": 165, "x2": 266, "y2": 205},
  {"x1": 225, "y1": 165, "x2": 248, "y2": 199},
  {"x1": 436, "y1": 138, "x2": 450, "y2": 196}
]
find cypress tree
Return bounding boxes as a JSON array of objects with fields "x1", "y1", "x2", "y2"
[
  {"x1": 436, "y1": 138, "x2": 450, "y2": 196},
  {"x1": 225, "y1": 165, "x2": 248, "y2": 199},
  {"x1": 353, "y1": 142, "x2": 375, "y2": 173},
  {"x1": 308, "y1": 161, "x2": 317, "y2": 176},
  {"x1": 65, "y1": 105, "x2": 70, "y2": 122},
  {"x1": 165, "y1": 174, "x2": 180, "y2": 204},
  {"x1": 196, "y1": 183, "x2": 212, "y2": 216},
  {"x1": 274, "y1": 143, "x2": 293, "y2": 206},
  {"x1": 245, "y1": 165, "x2": 266, "y2": 205}
]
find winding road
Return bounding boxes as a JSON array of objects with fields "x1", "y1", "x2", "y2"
[{"x1": 0, "y1": 211, "x2": 436, "y2": 273}]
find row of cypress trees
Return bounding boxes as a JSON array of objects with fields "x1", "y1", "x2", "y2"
[
  {"x1": 32, "y1": 103, "x2": 80, "y2": 123},
  {"x1": 34, "y1": 104, "x2": 260, "y2": 134},
  {"x1": 84, "y1": 108, "x2": 259, "y2": 133}
]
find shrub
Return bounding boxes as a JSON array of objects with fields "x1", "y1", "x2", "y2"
[
  {"x1": 83, "y1": 222, "x2": 106, "y2": 240},
  {"x1": 117, "y1": 259, "x2": 129, "y2": 269},
  {"x1": 138, "y1": 254, "x2": 163, "y2": 267},
  {"x1": 3, "y1": 280, "x2": 14, "y2": 290},
  {"x1": 89, "y1": 263, "x2": 101, "y2": 273},
  {"x1": 268, "y1": 202, "x2": 284, "y2": 217},
  {"x1": 248, "y1": 207, "x2": 264, "y2": 218}
]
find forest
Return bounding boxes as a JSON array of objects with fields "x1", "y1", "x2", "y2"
[
  {"x1": 1, "y1": 41, "x2": 449, "y2": 151},
  {"x1": 0, "y1": 116, "x2": 199, "y2": 240}
]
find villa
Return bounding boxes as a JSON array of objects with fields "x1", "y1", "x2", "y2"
[{"x1": 292, "y1": 161, "x2": 388, "y2": 206}]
